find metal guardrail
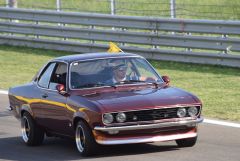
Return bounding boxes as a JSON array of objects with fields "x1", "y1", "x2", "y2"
[
  {"x1": 0, "y1": 7, "x2": 240, "y2": 67},
  {"x1": 1, "y1": 22, "x2": 240, "y2": 52}
]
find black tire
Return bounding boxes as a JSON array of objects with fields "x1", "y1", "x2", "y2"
[
  {"x1": 176, "y1": 136, "x2": 197, "y2": 147},
  {"x1": 75, "y1": 121, "x2": 98, "y2": 156},
  {"x1": 21, "y1": 112, "x2": 44, "y2": 146}
]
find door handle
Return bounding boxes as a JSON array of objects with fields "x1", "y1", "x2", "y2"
[{"x1": 42, "y1": 93, "x2": 48, "y2": 98}]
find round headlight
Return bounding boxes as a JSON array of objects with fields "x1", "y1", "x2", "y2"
[
  {"x1": 116, "y1": 112, "x2": 126, "y2": 123},
  {"x1": 177, "y1": 107, "x2": 187, "y2": 118},
  {"x1": 188, "y1": 106, "x2": 198, "y2": 117},
  {"x1": 103, "y1": 113, "x2": 114, "y2": 124}
]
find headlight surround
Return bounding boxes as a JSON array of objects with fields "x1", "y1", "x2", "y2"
[
  {"x1": 188, "y1": 106, "x2": 198, "y2": 117},
  {"x1": 103, "y1": 113, "x2": 114, "y2": 124},
  {"x1": 116, "y1": 112, "x2": 127, "y2": 123},
  {"x1": 177, "y1": 107, "x2": 187, "y2": 118}
]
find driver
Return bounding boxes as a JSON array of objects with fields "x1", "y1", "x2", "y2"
[
  {"x1": 112, "y1": 64, "x2": 128, "y2": 83},
  {"x1": 105, "y1": 60, "x2": 128, "y2": 84}
]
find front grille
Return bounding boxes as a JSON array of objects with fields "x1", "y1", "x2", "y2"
[
  {"x1": 125, "y1": 108, "x2": 179, "y2": 122},
  {"x1": 111, "y1": 106, "x2": 200, "y2": 123}
]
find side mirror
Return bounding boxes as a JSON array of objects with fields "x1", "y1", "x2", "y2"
[
  {"x1": 56, "y1": 84, "x2": 66, "y2": 94},
  {"x1": 162, "y1": 76, "x2": 170, "y2": 85}
]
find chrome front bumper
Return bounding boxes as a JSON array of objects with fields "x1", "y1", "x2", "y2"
[{"x1": 94, "y1": 117, "x2": 203, "y2": 133}]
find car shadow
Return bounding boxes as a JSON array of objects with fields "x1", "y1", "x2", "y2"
[
  {"x1": 0, "y1": 136, "x2": 179, "y2": 160},
  {"x1": 93, "y1": 143, "x2": 179, "y2": 158}
]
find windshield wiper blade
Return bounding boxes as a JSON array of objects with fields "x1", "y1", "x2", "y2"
[
  {"x1": 122, "y1": 80, "x2": 163, "y2": 89},
  {"x1": 116, "y1": 80, "x2": 147, "y2": 84}
]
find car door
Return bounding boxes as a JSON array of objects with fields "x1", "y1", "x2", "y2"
[{"x1": 35, "y1": 62, "x2": 73, "y2": 136}]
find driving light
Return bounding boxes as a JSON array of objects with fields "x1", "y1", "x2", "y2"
[
  {"x1": 188, "y1": 106, "x2": 198, "y2": 117},
  {"x1": 103, "y1": 113, "x2": 114, "y2": 124},
  {"x1": 177, "y1": 107, "x2": 187, "y2": 118},
  {"x1": 116, "y1": 112, "x2": 127, "y2": 123}
]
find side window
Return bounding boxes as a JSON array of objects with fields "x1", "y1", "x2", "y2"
[
  {"x1": 49, "y1": 63, "x2": 67, "y2": 90},
  {"x1": 38, "y1": 63, "x2": 56, "y2": 88}
]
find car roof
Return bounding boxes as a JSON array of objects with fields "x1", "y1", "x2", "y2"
[{"x1": 53, "y1": 52, "x2": 143, "y2": 63}]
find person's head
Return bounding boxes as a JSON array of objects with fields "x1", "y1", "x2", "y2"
[{"x1": 113, "y1": 64, "x2": 127, "y2": 81}]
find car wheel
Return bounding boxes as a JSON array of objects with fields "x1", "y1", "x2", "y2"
[
  {"x1": 21, "y1": 112, "x2": 44, "y2": 146},
  {"x1": 176, "y1": 136, "x2": 197, "y2": 147},
  {"x1": 75, "y1": 121, "x2": 98, "y2": 156}
]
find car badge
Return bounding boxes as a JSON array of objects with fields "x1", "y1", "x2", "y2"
[{"x1": 133, "y1": 115, "x2": 138, "y2": 121}]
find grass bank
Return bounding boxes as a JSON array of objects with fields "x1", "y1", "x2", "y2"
[{"x1": 0, "y1": 45, "x2": 239, "y2": 121}]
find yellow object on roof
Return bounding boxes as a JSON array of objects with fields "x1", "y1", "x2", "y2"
[{"x1": 107, "y1": 42, "x2": 123, "y2": 53}]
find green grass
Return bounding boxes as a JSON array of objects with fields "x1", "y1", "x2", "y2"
[
  {"x1": 0, "y1": 0, "x2": 240, "y2": 20},
  {"x1": 0, "y1": 46, "x2": 67, "y2": 89},
  {"x1": 150, "y1": 60, "x2": 240, "y2": 121},
  {"x1": 0, "y1": 45, "x2": 239, "y2": 121}
]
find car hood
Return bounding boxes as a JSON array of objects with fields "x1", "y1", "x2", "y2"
[{"x1": 81, "y1": 86, "x2": 200, "y2": 113}]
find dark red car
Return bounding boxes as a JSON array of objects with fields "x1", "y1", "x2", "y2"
[{"x1": 8, "y1": 52, "x2": 203, "y2": 156}]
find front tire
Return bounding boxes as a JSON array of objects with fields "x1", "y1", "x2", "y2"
[
  {"x1": 75, "y1": 121, "x2": 98, "y2": 156},
  {"x1": 176, "y1": 136, "x2": 197, "y2": 147},
  {"x1": 21, "y1": 112, "x2": 44, "y2": 146}
]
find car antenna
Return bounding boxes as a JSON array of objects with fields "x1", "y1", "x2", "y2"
[{"x1": 107, "y1": 42, "x2": 125, "y2": 54}]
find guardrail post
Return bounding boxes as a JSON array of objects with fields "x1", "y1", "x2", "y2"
[
  {"x1": 186, "y1": 32, "x2": 192, "y2": 52},
  {"x1": 90, "y1": 25, "x2": 95, "y2": 44},
  {"x1": 110, "y1": 0, "x2": 116, "y2": 15},
  {"x1": 170, "y1": 0, "x2": 176, "y2": 35},
  {"x1": 56, "y1": 0, "x2": 67, "y2": 40},
  {"x1": 5, "y1": 0, "x2": 8, "y2": 7},
  {"x1": 56, "y1": 0, "x2": 61, "y2": 12},
  {"x1": 222, "y1": 34, "x2": 229, "y2": 54},
  {"x1": 170, "y1": 0, "x2": 176, "y2": 18},
  {"x1": 8, "y1": 0, "x2": 18, "y2": 36},
  {"x1": 8, "y1": 0, "x2": 17, "y2": 8},
  {"x1": 110, "y1": 0, "x2": 125, "y2": 46},
  {"x1": 152, "y1": 30, "x2": 158, "y2": 49},
  {"x1": 110, "y1": 0, "x2": 116, "y2": 31}
]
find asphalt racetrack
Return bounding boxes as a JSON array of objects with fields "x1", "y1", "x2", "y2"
[{"x1": 0, "y1": 94, "x2": 239, "y2": 161}]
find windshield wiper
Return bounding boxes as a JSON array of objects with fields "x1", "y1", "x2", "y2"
[
  {"x1": 119, "y1": 80, "x2": 163, "y2": 89},
  {"x1": 116, "y1": 80, "x2": 147, "y2": 84}
]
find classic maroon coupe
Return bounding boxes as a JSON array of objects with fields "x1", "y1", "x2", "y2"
[{"x1": 8, "y1": 52, "x2": 203, "y2": 156}]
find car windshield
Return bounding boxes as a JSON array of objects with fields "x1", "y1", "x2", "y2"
[{"x1": 70, "y1": 57, "x2": 162, "y2": 89}]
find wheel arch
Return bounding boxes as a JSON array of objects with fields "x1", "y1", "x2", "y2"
[
  {"x1": 73, "y1": 116, "x2": 89, "y2": 130},
  {"x1": 20, "y1": 104, "x2": 33, "y2": 117}
]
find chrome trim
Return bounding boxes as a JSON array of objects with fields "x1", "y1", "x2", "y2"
[
  {"x1": 101, "y1": 105, "x2": 202, "y2": 126},
  {"x1": 96, "y1": 132, "x2": 198, "y2": 145},
  {"x1": 75, "y1": 124, "x2": 86, "y2": 153},
  {"x1": 21, "y1": 116, "x2": 30, "y2": 143},
  {"x1": 95, "y1": 117, "x2": 203, "y2": 132}
]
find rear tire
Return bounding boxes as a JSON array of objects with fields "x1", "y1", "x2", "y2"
[
  {"x1": 176, "y1": 136, "x2": 197, "y2": 147},
  {"x1": 21, "y1": 112, "x2": 44, "y2": 146},
  {"x1": 75, "y1": 121, "x2": 98, "y2": 156}
]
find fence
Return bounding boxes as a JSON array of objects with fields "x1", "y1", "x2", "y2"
[
  {"x1": 1, "y1": 0, "x2": 240, "y2": 20},
  {"x1": 0, "y1": 7, "x2": 240, "y2": 67}
]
